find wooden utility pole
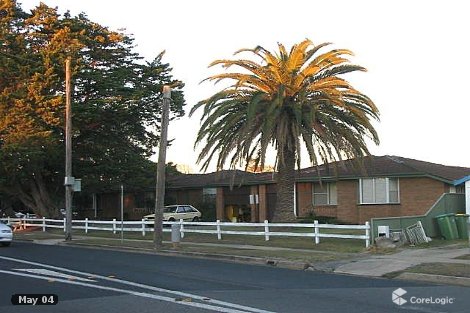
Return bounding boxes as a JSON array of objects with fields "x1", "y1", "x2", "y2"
[
  {"x1": 154, "y1": 86, "x2": 171, "y2": 249},
  {"x1": 64, "y1": 58, "x2": 73, "y2": 241}
]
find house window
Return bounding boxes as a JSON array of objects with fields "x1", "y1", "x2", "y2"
[
  {"x1": 359, "y1": 178, "x2": 399, "y2": 204},
  {"x1": 203, "y1": 188, "x2": 217, "y2": 202},
  {"x1": 312, "y1": 182, "x2": 337, "y2": 205}
]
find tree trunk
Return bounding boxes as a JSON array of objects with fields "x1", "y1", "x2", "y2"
[
  {"x1": 272, "y1": 145, "x2": 297, "y2": 222},
  {"x1": 29, "y1": 173, "x2": 58, "y2": 218},
  {"x1": 8, "y1": 173, "x2": 59, "y2": 218}
]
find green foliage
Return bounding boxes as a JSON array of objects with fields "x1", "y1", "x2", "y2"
[
  {"x1": 197, "y1": 200, "x2": 217, "y2": 222},
  {"x1": 192, "y1": 39, "x2": 379, "y2": 172},
  {"x1": 0, "y1": 1, "x2": 186, "y2": 216},
  {"x1": 191, "y1": 39, "x2": 379, "y2": 221}
]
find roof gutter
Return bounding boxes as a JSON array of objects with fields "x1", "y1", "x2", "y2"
[{"x1": 453, "y1": 175, "x2": 470, "y2": 186}]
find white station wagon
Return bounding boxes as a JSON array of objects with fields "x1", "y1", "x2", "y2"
[{"x1": 144, "y1": 205, "x2": 202, "y2": 222}]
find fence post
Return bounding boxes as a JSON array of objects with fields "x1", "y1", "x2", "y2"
[
  {"x1": 85, "y1": 218, "x2": 88, "y2": 234},
  {"x1": 216, "y1": 219, "x2": 221, "y2": 240},
  {"x1": 63, "y1": 218, "x2": 66, "y2": 233},
  {"x1": 142, "y1": 219, "x2": 146, "y2": 236},
  {"x1": 7, "y1": 216, "x2": 10, "y2": 225},
  {"x1": 314, "y1": 220, "x2": 320, "y2": 244},
  {"x1": 365, "y1": 221, "x2": 370, "y2": 248},
  {"x1": 113, "y1": 218, "x2": 116, "y2": 234},
  {"x1": 180, "y1": 219, "x2": 185, "y2": 239},
  {"x1": 264, "y1": 220, "x2": 269, "y2": 241},
  {"x1": 42, "y1": 217, "x2": 46, "y2": 232}
]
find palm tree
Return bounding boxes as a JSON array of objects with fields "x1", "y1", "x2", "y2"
[{"x1": 190, "y1": 39, "x2": 379, "y2": 221}]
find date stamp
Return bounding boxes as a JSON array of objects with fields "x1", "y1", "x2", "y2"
[{"x1": 11, "y1": 294, "x2": 58, "y2": 305}]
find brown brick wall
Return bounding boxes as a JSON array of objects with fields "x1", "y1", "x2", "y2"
[
  {"x1": 397, "y1": 177, "x2": 447, "y2": 216},
  {"x1": 336, "y1": 180, "x2": 360, "y2": 223},
  {"x1": 171, "y1": 189, "x2": 203, "y2": 205},
  {"x1": 295, "y1": 177, "x2": 448, "y2": 224},
  {"x1": 259, "y1": 185, "x2": 268, "y2": 221},
  {"x1": 312, "y1": 206, "x2": 338, "y2": 217},
  {"x1": 358, "y1": 177, "x2": 446, "y2": 222},
  {"x1": 297, "y1": 182, "x2": 313, "y2": 216}
]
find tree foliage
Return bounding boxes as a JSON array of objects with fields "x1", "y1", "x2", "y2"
[
  {"x1": 191, "y1": 39, "x2": 379, "y2": 221},
  {"x1": 0, "y1": 0, "x2": 185, "y2": 217}
]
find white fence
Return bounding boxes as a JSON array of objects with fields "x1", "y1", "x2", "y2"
[{"x1": 1, "y1": 217, "x2": 370, "y2": 248}]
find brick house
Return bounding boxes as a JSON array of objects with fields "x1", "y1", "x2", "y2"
[{"x1": 166, "y1": 155, "x2": 470, "y2": 224}]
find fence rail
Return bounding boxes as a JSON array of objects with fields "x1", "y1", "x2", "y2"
[{"x1": 1, "y1": 217, "x2": 370, "y2": 247}]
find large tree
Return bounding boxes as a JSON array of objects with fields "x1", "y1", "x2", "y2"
[
  {"x1": 191, "y1": 39, "x2": 379, "y2": 221},
  {"x1": 0, "y1": 1, "x2": 185, "y2": 217}
]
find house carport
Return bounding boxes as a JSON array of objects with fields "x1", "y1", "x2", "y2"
[{"x1": 215, "y1": 183, "x2": 276, "y2": 222}]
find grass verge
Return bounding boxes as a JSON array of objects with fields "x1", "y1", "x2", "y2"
[
  {"x1": 454, "y1": 254, "x2": 470, "y2": 260},
  {"x1": 69, "y1": 237, "x2": 343, "y2": 263},
  {"x1": 14, "y1": 229, "x2": 362, "y2": 264},
  {"x1": 405, "y1": 262, "x2": 470, "y2": 278},
  {"x1": 16, "y1": 228, "x2": 368, "y2": 254}
]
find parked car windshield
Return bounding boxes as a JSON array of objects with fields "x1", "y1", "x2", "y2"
[{"x1": 163, "y1": 206, "x2": 177, "y2": 213}]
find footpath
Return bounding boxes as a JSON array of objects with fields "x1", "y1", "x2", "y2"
[{"x1": 13, "y1": 231, "x2": 470, "y2": 287}]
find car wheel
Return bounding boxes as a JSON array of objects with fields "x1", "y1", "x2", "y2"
[
  {"x1": 168, "y1": 218, "x2": 175, "y2": 222},
  {"x1": 1, "y1": 242, "x2": 11, "y2": 247},
  {"x1": 192, "y1": 216, "x2": 200, "y2": 222}
]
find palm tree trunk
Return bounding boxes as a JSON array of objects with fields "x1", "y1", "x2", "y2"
[{"x1": 272, "y1": 145, "x2": 296, "y2": 222}]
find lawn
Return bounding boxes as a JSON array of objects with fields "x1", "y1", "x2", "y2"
[
  {"x1": 405, "y1": 263, "x2": 470, "y2": 278},
  {"x1": 14, "y1": 226, "x2": 368, "y2": 254}
]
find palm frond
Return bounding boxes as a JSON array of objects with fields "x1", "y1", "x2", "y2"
[{"x1": 191, "y1": 39, "x2": 379, "y2": 172}]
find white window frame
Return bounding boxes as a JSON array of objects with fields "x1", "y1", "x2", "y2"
[
  {"x1": 359, "y1": 178, "x2": 400, "y2": 204},
  {"x1": 312, "y1": 182, "x2": 337, "y2": 206}
]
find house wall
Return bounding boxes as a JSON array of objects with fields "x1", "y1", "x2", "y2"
[
  {"x1": 99, "y1": 193, "x2": 119, "y2": 219},
  {"x1": 296, "y1": 182, "x2": 314, "y2": 216},
  {"x1": 169, "y1": 189, "x2": 203, "y2": 206},
  {"x1": 296, "y1": 177, "x2": 448, "y2": 224},
  {"x1": 336, "y1": 180, "x2": 359, "y2": 223},
  {"x1": 224, "y1": 186, "x2": 251, "y2": 206},
  {"x1": 266, "y1": 184, "x2": 277, "y2": 221},
  {"x1": 98, "y1": 193, "x2": 136, "y2": 219}
]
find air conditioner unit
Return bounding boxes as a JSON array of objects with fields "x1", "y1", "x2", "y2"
[{"x1": 377, "y1": 225, "x2": 390, "y2": 238}]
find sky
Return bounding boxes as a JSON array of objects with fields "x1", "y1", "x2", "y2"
[{"x1": 19, "y1": 0, "x2": 470, "y2": 172}]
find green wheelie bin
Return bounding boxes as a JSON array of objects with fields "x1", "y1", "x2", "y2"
[
  {"x1": 435, "y1": 213, "x2": 459, "y2": 240},
  {"x1": 454, "y1": 214, "x2": 469, "y2": 239}
]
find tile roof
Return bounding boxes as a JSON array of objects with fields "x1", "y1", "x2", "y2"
[
  {"x1": 167, "y1": 155, "x2": 470, "y2": 189},
  {"x1": 298, "y1": 155, "x2": 470, "y2": 183},
  {"x1": 167, "y1": 170, "x2": 272, "y2": 189}
]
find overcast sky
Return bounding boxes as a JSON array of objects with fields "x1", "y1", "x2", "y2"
[{"x1": 20, "y1": 0, "x2": 470, "y2": 172}]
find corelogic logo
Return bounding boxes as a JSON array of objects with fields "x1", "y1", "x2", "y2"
[
  {"x1": 392, "y1": 288, "x2": 455, "y2": 306},
  {"x1": 392, "y1": 288, "x2": 407, "y2": 305}
]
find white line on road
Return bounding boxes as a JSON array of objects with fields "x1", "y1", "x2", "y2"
[
  {"x1": 0, "y1": 269, "x2": 252, "y2": 313},
  {"x1": 0, "y1": 255, "x2": 275, "y2": 313},
  {"x1": 14, "y1": 268, "x2": 96, "y2": 282}
]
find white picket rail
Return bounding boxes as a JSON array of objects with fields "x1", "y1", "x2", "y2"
[{"x1": 1, "y1": 217, "x2": 370, "y2": 247}]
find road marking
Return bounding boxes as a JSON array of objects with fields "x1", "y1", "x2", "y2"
[
  {"x1": 0, "y1": 256, "x2": 275, "y2": 313},
  {"x1": 0, "y1": 269, "x2": 254, "y2": 313},
  {"x1": 14, "y1": 268, "x2": 96, "y2": 282}
]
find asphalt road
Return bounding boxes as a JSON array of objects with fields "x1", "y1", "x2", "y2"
[{"x1": 0, "y1": 242, "x2": 468, "y2": 313}]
